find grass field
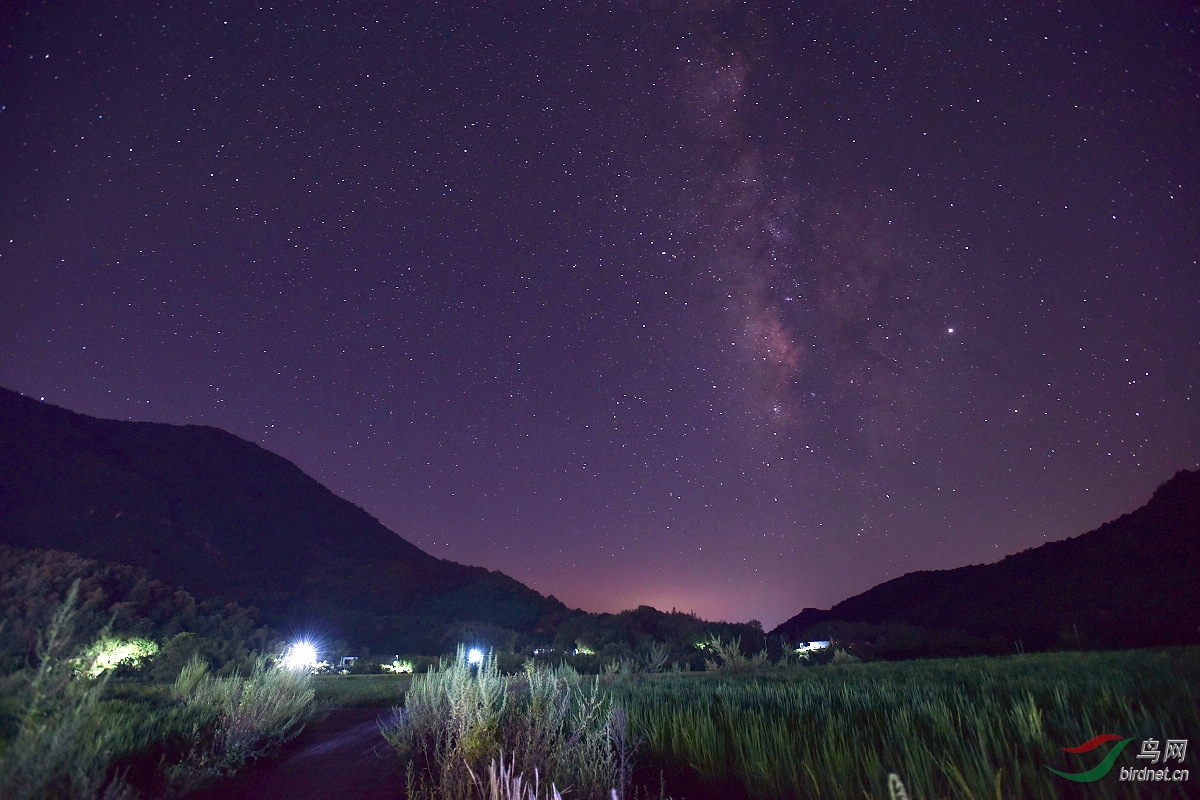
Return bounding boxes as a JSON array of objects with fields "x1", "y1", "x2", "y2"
[
  {"x1": 282, "y1": 647, "x2": 1200, "y2": 798},
  {"x1": 311, "y1": 673, "x2": 410, "y2": 707},
  {"x1": 605, "y1": 647, "x2": 1200, "y2": 799}
]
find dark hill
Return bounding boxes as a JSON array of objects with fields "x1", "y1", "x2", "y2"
[
  {"x1": 0, "y1": 387, "x2": 569, "y2": 652},
  {"x1": 771, "y1": 470, "x2": 1200, "y2": 653}
]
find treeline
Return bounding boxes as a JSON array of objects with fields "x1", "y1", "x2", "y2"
[
  {"x1": 0, "y1": 544, "x2": 999, "y2": 672},
  {"x1": 0, "y1": 544, "x2": 276, "y2": 679},
  {"x1": 797, "y1": 619, "x2": 1010, "y2": 661},
  {"x1": 0, "y1": 545, "x2": 778, "y2": 678},
  {"x1": 553, "y1": 605, "x2": 768, "y2": 660},
  {"x1": 0, "y1": 543, "x2": 1013, "y2": 672}
]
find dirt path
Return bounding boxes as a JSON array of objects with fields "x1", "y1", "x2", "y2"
[{"x1": 185, "y1": 707, "x2": 406, "y2": 800}]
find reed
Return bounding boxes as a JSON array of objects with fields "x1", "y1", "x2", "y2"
[
  {"x1": 608, "y1": 647, "x2": 1200, "y2": 799},
  {"x1": 382, "y1": 646, "x2": 624, "y2": 800}
]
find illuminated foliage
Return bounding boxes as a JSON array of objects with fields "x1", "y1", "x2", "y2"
[{"x1": 72, "y1": 636, "x2": 159, "y2": 678}]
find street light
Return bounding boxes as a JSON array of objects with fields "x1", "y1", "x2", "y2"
[{"x1": 283, "y1": 641, "x2": 319, "y2": 671}]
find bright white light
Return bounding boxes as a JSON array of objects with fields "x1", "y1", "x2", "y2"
[
  {"x1": 467, "y1": 648, "x2": 483, "y2": 665},
  {"x1": 283, "y1": 641, "x2": 319, "y2": 671}
]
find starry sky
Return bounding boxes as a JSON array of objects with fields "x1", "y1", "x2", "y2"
[{"x1": 2, "y1": 1, "x2": 1197, "y2": 629}]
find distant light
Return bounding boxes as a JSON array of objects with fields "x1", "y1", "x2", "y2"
[
  {"x1": 947, "y1": 328, "x2": 955, "y2": 334},
  {"x1": 382, "y1": 658, "x2": 414, "y2": 674},
  {"x1": 283, "y1": 641, "x2": 319, "y2": 671},
  {"x1": 467, "y1": 648, "x2": 483, "y2": 665}
]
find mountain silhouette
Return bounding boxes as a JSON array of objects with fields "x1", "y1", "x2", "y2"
[
  {"x1": 6, "y1": 387, "x2": 1195, "y2": 659},
  {"x1": 771, "y1": 470, "x2": 1200, "y2": 653},
  {"x1": 0, "y1": 387, "x2": 568, "y2": 652}
]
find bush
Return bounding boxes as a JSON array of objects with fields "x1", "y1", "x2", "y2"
[
  {"x1": 698, "y1": 635, "x2": 768, "y2": 673},
  {"x1": 168, "y1": 654, "x2": 314, "y2": 787},
  {"x1": 0, "y1": 582, "x2": 194, "y2": 800},
  {"x1": 0, "y1": 582, "x2": 315, "y2": 799},
  {"x1": 382, "y1": 646, "x2": 626, "y2": 800}
]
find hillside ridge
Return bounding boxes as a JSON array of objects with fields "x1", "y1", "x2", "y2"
[
  {"x1": 771, "y1": 469, "x2": 1200, "y2": 653},
  {"x1": 0, "y1": 387, "x2": 569, "y2": 651}
]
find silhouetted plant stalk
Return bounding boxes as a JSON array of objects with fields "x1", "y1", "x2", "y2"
[{"x1": 699, "y1": 635, "x2": 769, "y2": 673}]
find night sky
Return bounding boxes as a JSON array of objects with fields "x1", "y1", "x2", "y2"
[{"x1": 2, "y1": 2, "x2": 1197, "y2": 629}]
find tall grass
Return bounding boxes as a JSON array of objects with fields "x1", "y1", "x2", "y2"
[
  {"x1": 610, "y1": 648, "x2": 1200, "y2": 799},
  {"x1": 382, "y1": 646, "x2": 626, "y2": 800},
  {"x1": 0, "y1": 665, "x2": 147, "y2": 800},
  {"x1": 0, "y1": 584, "x2": 316, "y2": 799},
  {"x1": 167, "y1": 653, "x2": 314, "y2": 788},
  {"x1": 312, "y1": 672, "x2": 411, "y2": 707},
  {"x1": 0, "y1": 582, "x2": 195, "y2": 800}
]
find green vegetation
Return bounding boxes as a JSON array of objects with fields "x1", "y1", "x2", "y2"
[
  {"x1": 382, "y1": 646, "x2": 630, "y2": 800},
  {"x1": 550, "y1": 606, "x2": 769, "y2": 670},
  {"x1": 0, "y1": 582, "x2": 316, "y2": 800},
  {"x1": 72, "y1": 637, "x2": 159, "y2": 679},
  {"x1": 6, "y1": 572, "x2": 1196, "y2": 800},
  {"x1": 383, "y1": 657, "x2": 417, "y2": 673},
  {"x1": 380, "y1": 639, "x2": 1199, "y2": 799},
  {"x1": 3, "y1": 536, "x2": 1196, "y2": 798},
  {"x1": 311, "y1": 673, "x2": 410, "y2": 708},
  {"x1": 696, "y1": 634, "x2": 770, "y2": 673},
  {"x1": 0, "y1": 582, "x2": 180, "y2": 800},
  {"x1": 166, "y1": 653, "x2": 314, "y2": 789},
  {"x1": 0, "y1": 545, "x2": 274, "y2": 679},
  {"x1": 607, "y1": 647, "x2": 1200, "y2": 799}
]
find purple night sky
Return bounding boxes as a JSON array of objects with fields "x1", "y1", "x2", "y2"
[{"x1": 1, "y1": 2, "x2": 1197, "y2": 628}]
